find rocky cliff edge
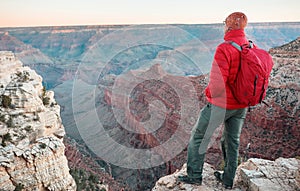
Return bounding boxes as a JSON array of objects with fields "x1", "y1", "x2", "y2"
[
  {"x1": 0, "y1": 51, "x2": 76, "y2": 190},
  {"x1": 152, "y1": 157, "x2": 300, "y2": 191}
]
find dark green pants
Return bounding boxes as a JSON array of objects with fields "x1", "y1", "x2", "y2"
[{"x1": 187, "y1": 103, "x2": 247, "y2": 186}]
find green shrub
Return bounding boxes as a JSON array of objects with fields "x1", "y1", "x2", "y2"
[
  {"x1": 0, "y1": 115, "x2": 5, "y2": 122},
  {"x1": 2, "y1": 133, "x2": 12, "y2": 141},
  {"x1": 43, "y1": 97, "x2": 50, "y2": 106},
  {"x1": 16, "y1": 71, "x2": 29, "y2": 82},
  {"x1": 24, "y1": 126, "x2": 32, "y2": 132},
  {"x1": 88, "y1": 174, "x2": 98, "y2": 183},
  {"x1": 14, "y1": 183, "x2": 24, "y2": 191},
  {"x1": 70, "y1": 168, "x2": 100, "y2": 191},
  {"x1": 7, "y1": 117, "x2": 14, "y2": 128},
  {"x1": 39, "y1": 143, "x2": 47, "y2": 149},
  {"x1": 42, "y1": 86, "x2": 46, "y2": 97},
  {"x1": 1, "y1": 133, "x2": 12, "y2": 147},
  {"x1": 1, "y1": 95, "x2": 11, "y2": 108},
  {"x1": 16, "y1": 72, "x2": 22, "y2": 78}
]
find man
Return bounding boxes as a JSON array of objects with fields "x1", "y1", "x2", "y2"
[{"x1": 178, "y1": 12, "x2": 249, "y2": 189}]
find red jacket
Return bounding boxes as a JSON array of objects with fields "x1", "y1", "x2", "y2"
[{"x1": 205, "y1": 29, "x2": 250, "y2": 109}]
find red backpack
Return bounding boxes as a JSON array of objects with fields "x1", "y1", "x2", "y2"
[{"x1": 229, "y1": 41, "x2": 274, "y2": 106}]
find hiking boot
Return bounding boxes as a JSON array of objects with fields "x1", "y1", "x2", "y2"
[
  {"x1": 177, "y1": 175, "x2": 202, "y2": 185},
  {"x1": 214, "y1": 171, "x2": 233, "y2": 189}
]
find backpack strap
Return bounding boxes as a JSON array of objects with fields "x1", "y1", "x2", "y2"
[
  {"x1": 230, "y1": 41, "x2": 242, "y2": 51},
  {"x1": 229, "y1": 40, "x2": 254, "y2": 51}
]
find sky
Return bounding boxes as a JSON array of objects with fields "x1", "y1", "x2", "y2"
[{"x1": 0, "y1": 0, "x2": 299, "y2": 27}]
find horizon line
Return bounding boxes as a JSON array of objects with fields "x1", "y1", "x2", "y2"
[
  {"x1": 1, "y1": 21, "x2": 300, "y2": 29},
  {"x1": 0, "y1": 21, "x2": 300, "y2": 29}
]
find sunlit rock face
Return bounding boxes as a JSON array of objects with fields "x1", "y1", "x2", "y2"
[{"x1": 0, "y1": 51, "x2": 76, "y2": 191}]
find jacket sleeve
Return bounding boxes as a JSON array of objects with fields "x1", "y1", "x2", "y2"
[{"x1": 205, "y1": 45, "x2": 230, "y2": 98}]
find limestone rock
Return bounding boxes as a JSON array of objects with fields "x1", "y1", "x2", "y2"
[
  {"x1": 152, "y1": 163, "x2": 242, "y2": 191},
  {"x1": 0, "y1": 51, "x2": 76, "y2": 190},
  {"x1": 152, "y1": 158, "x2": 300, "y2": 191},
  {"x1": 236, "y1": 158, "x2": 300, "y2": 191}
]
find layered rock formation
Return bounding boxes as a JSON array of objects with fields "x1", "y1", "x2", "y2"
[
  {"x1": 269, "y1": 37, "x2": 300, "y2": 58},
  {"x1": 0, "y1": 51, "x2": 76, "y2": 190},
  {"x1": 152, "y1": 157, "x2": 300, "y2": 191},
  {"x1": 95, "y1": 64, "x2": 206, "y2": 190}
]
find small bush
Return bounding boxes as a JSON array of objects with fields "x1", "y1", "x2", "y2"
[
  {"x1": 1, "y1": 133, "x2": 12, "y2": 147},
  {"x1": 16, "y1": 72, "x2": 22, "y2": 78},
  {"x1": 0, "y1": 115, "x2": 5, "y2": 122},
  {"x1": 7, "y1": 117, "x2": 14, "y2": 128},
  {"x1": 70, "y1": 168, "x2": 100, "y2": 191},
  {"x1": 14, "y1": 183, "x2": 24, "y2": 191},
  {"x1": 24, "y1": 126, "x2": 32, "y2": 132},
  {"x1": 39, "y1": 143, "x2": 47, "y2": 149},
  {"x1": 43, "y1": 97, "x2": 50, "y2": 106},
  {"x1": 16, "y1": 71, "x2": 29, "y2": 82},
  {"x1": 88, "y1": 174, "x2": 98, "y2": 183},
  {"x1": 1, "y1": 95, "x2": 12, "y2": 108},
  {"x1": 42, "y1": 86, "x2": 46, "y2": 97},
  {"x1": 2, "y1": 133, "x2": 12, "y2": 141}
]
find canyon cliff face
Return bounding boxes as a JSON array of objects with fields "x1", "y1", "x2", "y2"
[
  {"x1": 93, "y1": 64, "x2": 206, "y2": 190},
  {"x1": 0, "y1": 51, "x2": 76, "y2": 190},
  {"x1": 64, "y1": 137, "x2": 131, "y2": 191},
  {"x1": 238, "y1": 37, "x2": 300, "y2": 161}
]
